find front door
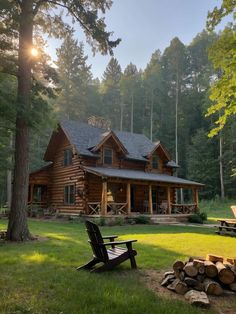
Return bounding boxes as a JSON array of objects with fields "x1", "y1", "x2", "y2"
[
  {"x1": 131, "y1": 186, "x2": 135, "y2": 210},
  {"x1": 152, "y1": 189, "x2": 157, "y2": 212}
]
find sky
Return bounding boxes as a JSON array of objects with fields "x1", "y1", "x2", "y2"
[{"x1": 46, "y1": 0, "x2": 230, "y2": 79}]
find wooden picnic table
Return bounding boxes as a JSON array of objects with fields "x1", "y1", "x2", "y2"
[{"x1": 216, "y1": 219, "x2": 236, "y2": 235}]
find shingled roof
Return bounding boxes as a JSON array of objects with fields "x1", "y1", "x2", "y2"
[
  {"x1": 84, "y1": 166, "x2": 203, "y2": 187},
  {"x1": 59, "y1": 120, "x2": 178, "y2": 166}
]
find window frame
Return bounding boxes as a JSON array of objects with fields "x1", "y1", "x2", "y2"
[
  {"x1": 64, "y1": 185, "x2": 75, "y2": 205},
  {"x1": 103, "y1": 148, "x2": 113, "y2": 165},
  {"x1": 63, "y1": 149, "x2": 73, "y2": 166},
  {"x1": 152, "y1": 155, "x2": 159, "y2": 169}
]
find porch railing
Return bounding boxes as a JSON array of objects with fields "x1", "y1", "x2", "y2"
[
  {"x1": 171, "y1": 203, "x2": 197, "y2": 214},
  {"x1": 88, "y1": 202, "x2": 101, "y2": 215},
  {"x1": 87, "y1": 202, "x2": 128, "y2": 215}
]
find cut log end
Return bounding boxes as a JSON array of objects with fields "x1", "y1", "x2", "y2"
[{"x1": 185, "y1": 290, "x2": 210, "y2": 308}]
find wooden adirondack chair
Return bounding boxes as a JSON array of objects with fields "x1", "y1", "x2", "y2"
[
  {"x1": 231, "y1": 206, "x2": 236, "y2": 218},
  {"x1": 77, "y1": 220, "x2": 137, "y2": 272}
]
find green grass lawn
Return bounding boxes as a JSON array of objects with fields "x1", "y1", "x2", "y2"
[
  {"x1": 200, "y1": 198, "x2": 236, "y2": 223},
  {"x1": 0, "y1": 219, "x2": 236, "y2": 314}
]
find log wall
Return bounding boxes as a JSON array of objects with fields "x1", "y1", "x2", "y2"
[{"x1": 49, "y1": 132, "x2": 86, "y2": 212}]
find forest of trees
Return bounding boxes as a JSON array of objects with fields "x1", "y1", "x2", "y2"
[{"x1": 1, "y1": 4, "x2": 236, "y2": 212}]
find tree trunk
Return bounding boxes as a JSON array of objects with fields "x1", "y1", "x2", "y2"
[
  {"x1": 120, "y1": 102, "x2": 123, "y2": 131},
  {"x1": 150, "y1": 89, "x2": 153, "y2": 142},
  {"x1": 7, "y1": 134, "x2": 13, "y2": 209},
  {"x1": 7, "y1": 0, "x2": 34, "y2": 241},
  {"x1": 219, "y1": 131, "x2": 225, "y2": 199},
  {"x1": 130, "y1": 91, "x2": 134, "y2": 133}
]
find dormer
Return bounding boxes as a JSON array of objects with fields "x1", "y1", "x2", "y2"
[
  {"x1": 145, "y1": 141, "x2": 172, "y2": 173},
  {"x1": 90, "y1": 131, "x2": 128, "y2": 167}
]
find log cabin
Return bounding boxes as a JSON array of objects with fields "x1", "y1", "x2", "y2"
[{"x1": 29, "y1": 118, "x2": 203, "y2": 217}]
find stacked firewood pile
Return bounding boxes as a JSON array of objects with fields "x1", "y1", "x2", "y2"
[{"x1": 161, "y1": 254, "x2": 236, "y2": 307}]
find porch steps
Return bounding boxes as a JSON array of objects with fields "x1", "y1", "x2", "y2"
[{"x1": 150, "y1": 215, "x2": 190, "y2": 225}]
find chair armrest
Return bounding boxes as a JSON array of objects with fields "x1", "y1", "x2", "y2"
[
  {"x1": 102, "y1": 240, "x2": 137, "y2": 246},
  {"x1": 102, "y1": 235, "x2": 118, "y2": 240}
]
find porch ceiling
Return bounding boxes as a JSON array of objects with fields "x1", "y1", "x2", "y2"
[{"x1": 83, "y1": 166, "x2": 204, "y2": 187}]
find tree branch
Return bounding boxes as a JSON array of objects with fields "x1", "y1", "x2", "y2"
[
  {"x1": 45, "y1": 0, "x2": 93, "y2": 36},
  {"x1": 33, "y1": 0, "x2": 46, "y2": 15}
]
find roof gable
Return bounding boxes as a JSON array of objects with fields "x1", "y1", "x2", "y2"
[
  {"x1": 145, "y1": 141, "x2": 171, "y2": 161},
  {"x1": 45, "y1": 120, "x2": 175, "y2": 164},
  {"x1": 90, "y1": 130, "x2": 128, "y2": 155}
]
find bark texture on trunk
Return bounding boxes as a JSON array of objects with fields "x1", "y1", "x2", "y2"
[{"x1": 7, "y1": 0, "x2": 34, "y2": 241}]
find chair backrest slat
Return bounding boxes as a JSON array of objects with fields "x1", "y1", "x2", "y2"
[
  {"x1": 231, "y1": 206, "x2": 236, "y2": 218},
  {"x1": 85, "y1": 220, "x2": 108, "y2": 262}
]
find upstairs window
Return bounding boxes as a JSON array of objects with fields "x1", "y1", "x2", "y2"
[
  {"x1": 103, "y1": 148, "x2": 113, "y2": 165},
  {"x1": 64, "y1": 185, "x2": 75, "y2": 205},
  {"x1": 64, "y1": 149, "x2": 72, "y2": 166},
  {"x1": 152, "y1": 155, "x2": 158, "y2": 169}
]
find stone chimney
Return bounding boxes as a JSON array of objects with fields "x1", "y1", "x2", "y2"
[{"x1": 87, "y1": 116, "x2": 111, "y2": 130}]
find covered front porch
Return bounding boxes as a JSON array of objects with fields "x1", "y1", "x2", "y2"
[{"x1": 85, "y1": 167, "x2": 202, "y2": 216}]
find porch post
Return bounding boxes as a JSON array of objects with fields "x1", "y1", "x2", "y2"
[
  {"x1": 126, "y1": 182, "x2": 131, "y2": 215},
  {"x1": 101, "y1": 179, "x2": 107, "y2": 215},
  {"x1": 167, "y1": 186, "x2": 171, "y2": 214},
  {"x1": 148, "y1": 184, "x2": 153, "y2": 215},
  {"x1": 192, "y1": 188, "x2": 199, "y2": 208}
]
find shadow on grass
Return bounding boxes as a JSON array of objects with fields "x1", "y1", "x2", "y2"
[{"x1": 0, "y1": 219, "x2": 229, "y2": 314}]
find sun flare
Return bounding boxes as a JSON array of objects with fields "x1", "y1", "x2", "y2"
[{"x1": 31, "y1": 47, "x2": 38, "y2": 57}]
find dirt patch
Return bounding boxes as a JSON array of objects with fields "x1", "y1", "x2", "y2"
[{"x1": 139, "y1": 269, "x2": 236, "y2": 314}]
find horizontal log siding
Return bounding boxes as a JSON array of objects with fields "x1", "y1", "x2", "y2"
[
  {"x1": 29, "y1": 168, "x2": 51, "y2": 185},
  {"x1": 50, "y1": 133, "x2": 85, "y2": 212}
]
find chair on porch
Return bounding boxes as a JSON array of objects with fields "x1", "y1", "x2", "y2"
[
  {"x1": 77, "y1": 220, "x2": 137, "y2": 272},
  {"x1": 158, "y1": 201, "x2": 168, "y2": 214},
  {"x1": 231, "y1": 206, "x2": 236, "y2": 218}
]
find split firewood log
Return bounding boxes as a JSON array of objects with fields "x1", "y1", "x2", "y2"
[
  {"x1": 174, "y1": 269, "x2": 185, "y2": 281},
  {"x1": 204, "y1": 261, "x2": 218, "y2": 278},
  {"x1": 161, "y1": 274, "x2": 176, "y2": 287},
  {"x1": 193, "y1": 259, "x2": 205, "y2": 274},
  {"x1": 167, "y1": 279, "x2": 188, "y2": 295},
  {"x1": 184, "y1": 290, "x2": 210, "y2": 308},
  {"x1": 216, "y1": 262, "x2": 235, "y2": 285},
  {"x1": 206, "y1": 254, "x2": 224, "y2": 263},
  {"x1": 164, "y1": 271, "x2": 175, "y2": 278},
  {"x1": 196, "y1": 274, "x2": 205, "y2": 283},
  {"x1": 189, "y1": 256, "x2": 205, "y2": 262},
  {"x1": 184, "y1": 262, "x2": 198, "y2": 277},
  {"x1": 184, "y1": 277, "x2": 198, "y2": 287},
  {"x1": 226, "y1": 258, "x2": 236, "y2": 267},
  {"x1": 173, "y1": 260, "x2": 185, "y2": 272},
  {"x1": 203, "y1": 278, "x2": 223, "y2": 296},
  {"x1": 195, "y1": 282, "x2": 205, "y2": 292},
  {"x1": 229, "y1": 282, "x2": 236, "y2": 291}
]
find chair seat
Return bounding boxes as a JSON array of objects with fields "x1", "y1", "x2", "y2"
[
  {"x1": 107, "y1": 247, "x2": 127, "y2": 259},
  {"x1": 107, "y1": 247, "x2": 137, "y2": 260}
]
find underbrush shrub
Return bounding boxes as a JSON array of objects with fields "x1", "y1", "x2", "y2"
[
  {"x1": 127, "y1": 218, "x2": 136, "y2": 225},
  {"x1": 188, "y1": 214, "x2": 203, "y2": 224},
  {"x1": 199, "y1": 212, "x2": 207, "y2": 222},
  {"x1": 134, "y1": 215, "x2": 151, "y2": 224}
]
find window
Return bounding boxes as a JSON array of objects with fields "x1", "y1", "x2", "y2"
[
  {"x1": 64, "y1": 185, "x2": 75, "y2": 205},
  {"x1": 152, "y1": 156, "x2": 158, "y2": 169},
  {"x1": 64, "y1": 149, "x2": 72, "y2": 166},
  {"x1": 103, "y1": 148, "x2": 113, "y2": 165},
  {"x1": 33, "y1": 185, "x2": 47, "y2": 203}
]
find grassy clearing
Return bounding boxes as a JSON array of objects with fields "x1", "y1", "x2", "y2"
[
  {"x1": 0, "y1": 219, "x2": 236, "y2": 313},
  {"x1": 200, "y1": 198, "x2": 236, "y2": 223}
]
